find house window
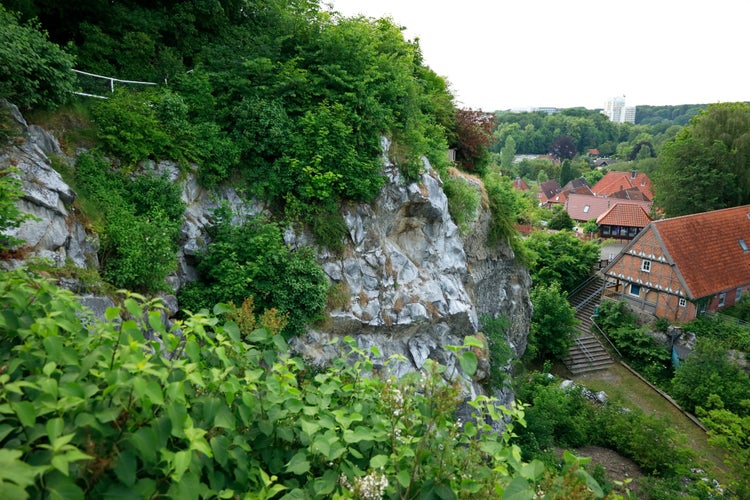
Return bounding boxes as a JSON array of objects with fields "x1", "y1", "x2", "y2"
[
  {"x1": 718, "y1": 293, "x2": 726, "y2": 307},
  {"x1": 641, "y1": 259, "x2": 651, "y2": 272},
  {"x1": 629, "y1": 284, "x2": 641, "y2": 297},
  {"x1": 602, "y1": 226, "x2": 611, "y2": 236},
  {"x1": 737, "y1": 288, "x2": 743, "y2": 302},
  {"x1": 678, "y1": 297, "x2": 687, "y2": 307}
]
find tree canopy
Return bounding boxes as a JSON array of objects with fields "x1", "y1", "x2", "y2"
[{"x1": 653, "y1": 102, "x2": 750, "y2": 216}]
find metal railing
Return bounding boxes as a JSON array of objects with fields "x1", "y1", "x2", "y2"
[{"x1": 72, "y1": 69, "x2": 157, "y2": 99}]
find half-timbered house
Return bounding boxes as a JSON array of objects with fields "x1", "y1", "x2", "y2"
[{"x1": 601, "y1": 205, "x2": 750, "y2": 323}]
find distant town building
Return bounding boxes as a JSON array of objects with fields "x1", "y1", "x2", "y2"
[{"x1": 603, "y1": 95, "x2": 636, "y2": 124}]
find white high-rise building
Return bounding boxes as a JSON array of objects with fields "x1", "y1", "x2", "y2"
[{"x1": 603, "y1": 95, "x2": 636, "y2": 123}]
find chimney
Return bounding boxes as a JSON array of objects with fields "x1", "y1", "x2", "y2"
[{"x1": 631, "y1": 170, "x2": 636, "y2": 179}]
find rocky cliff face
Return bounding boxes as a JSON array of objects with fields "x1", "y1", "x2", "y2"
[
  {"x1": 2, "y1": 102, "x2": 531, "y2": 404},
  {"x1": 289, "y1": 140, "x2": 531, "y2": 403}
]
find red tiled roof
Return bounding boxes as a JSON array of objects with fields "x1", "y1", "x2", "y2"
[
  {"x1": 538, "y1": 180, "x2": 562, "y2": 202},
  {"x1": 596, "y1": 203, "x2": 653, "y2": 227},
  {"x1": 592, "y1": 171, "x2": 653, "y2": 200},
  {"x1": 565, "y1": 193, "x2": 651, "y2": 222},
  {"x1": 653, "y1": 205, "x2": 750, "y2": 298},
  {"x1": 512, "y1": 177, "x2": 529, "y2": 190},
  {"x1": 609, "y1": 186, "x2": 651, "y2": 202}
]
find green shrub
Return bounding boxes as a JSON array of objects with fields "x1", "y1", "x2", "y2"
[
  {"x1": 0, "y1": 267, "x2": 600, "y2": 499},
  {"x1": 91, "y1": 89, "x2": 172, "y2": 165},
  {"x1": 607, "y1": 326, "x2": 671, "y2": 385},
  {"x1": 527, "y1": 282, "x2": 579, "y2": 362},
  {"x1": 479, "y1": 314, "x2": 513, "y2": 390},
  {"x1": 178, "y1": 207, "x2": 328, "y2": 338},
  {"x1": 671, "y1": 339, "x2": 750, "y2": 416},
  {"x1": 514, "y1": 372, "x2": 697, "y2": 482},
  {"x1": 443, "y1": 174, "x2": 480, "y2": 234},
  {"x1": 0, "y1": 6, "x2": 76, "y2": 109},
  {"x1": 73, "y1": 153, "x2": 184, "y2": 292}
]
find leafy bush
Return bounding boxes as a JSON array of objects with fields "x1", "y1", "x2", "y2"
[
  {"x1": 91, "y1": 89, "x2": 175, "y2": 165},
  {"x1": 606, "y1": 326, "x2": 671, "y2": 385},
  {"x1": 0, "y1": 6, "x2": 76, "y2": 109},
  {"x1": 671, "y1": 338, "x2": 750, "y2": 416},
  {"x1": 443, "y1": 172, "x2": 480, "y2": 234},
  {"x1": 523, "y1": 230, "x2": 601, "y2": 293},
  {"x1": 479, "y1": 314, "x2": 513, "y2": 390},
  {"x1": 514, "y1": 372, "x2": 697, "y2": 481},
  {"x1": 684, "y1": 314, "x2": 750, "y2": 352},
  {"x1": 178, "y1": 206, "x2": 328, "y2": 338},
  {"x1": 483, "y1": 172, "x2": 524, "y2": 255},
  {"x1": 0, "y1": 267, "x2": 604, "y2": 499},
  {"x1": 73, "y1": 153, "x2": 184, "y2": 292},
  {"x1": 527, "y1": 282, "x2": 578, "y2": 362}
]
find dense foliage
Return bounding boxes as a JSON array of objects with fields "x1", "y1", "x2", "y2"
[
  {"x1": 671, "y1": 339, "x2": 750, "y2": 417},
  {"x1": 177, "y1": 205, "x2": 328, "y2": 339},
  {"x1": 523, "y1": 230, "x2": 601, "y2": 294},
  {"x1": 593, "y1": 300, "x2": 671, "y2": 385},
  {"x1": 653, "y1": 102, "x2": 750, "y2": 216},
  {"x1": 72, "y1": 153, "x2": 185, "y2": 292},
  {"x1": 512, "y1": 372, "x2": 716, "y2": 498},
  {"x1": 527, "y1": 283, "x2": 578, "y2": 362},
  {"x1": 0, "y1": 267, "x2": 616, "y2": 499},
  {"x1": 0, "y1": 5, "x2": 76, "y2": 109}
]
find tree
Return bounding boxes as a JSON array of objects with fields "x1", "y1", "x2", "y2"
[
  {"x1": 559, "y1": 159, "x2": 575, "y2": 186},
  {"x1": 671, "y1": 339, "x2": 750, "y2": 415},
  {"x1": 547, "y1": 205, "x2": 575, "y2": 231},
  {"x1": 0, "y1": 5, "x2": 75, "y2": 109},
  {"x1": 500, "y1": 135, "x2": 516, "y2": 172},
  {"x1": 452, "y1": 108, "x2": 497, "y2": 175},
  {"x1": 523, "y1": 230, "x2": 601, "y2": 293},
  {"x1": 548, "y1": 135, "x2": 577, "y2": 160},
  {"x1": 527, "y1": 282, "x2": 579, "y2": 361},
  {"x1": 653, "y1": 102, "x2": 750, "y2": 216}
]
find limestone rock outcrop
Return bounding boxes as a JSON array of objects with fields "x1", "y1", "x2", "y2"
[
  {"x1": 290, "y1": 142, "x2": 532, "y2": 402},
  {"x1": 2, "y1": 102, "x2": 531, "y2": 404}
]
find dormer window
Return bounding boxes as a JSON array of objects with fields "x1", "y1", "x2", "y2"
[{"x1": 641, "y1": 259, "x2": 651, "y2": 272}]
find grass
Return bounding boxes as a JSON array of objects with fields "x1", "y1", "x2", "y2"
[{"x1": 563, "y1": 362, "x2": 731, "y2": 484}]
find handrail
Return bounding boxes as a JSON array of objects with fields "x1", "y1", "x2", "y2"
[
  {"x1": 575, "y1": 336, "x2": 595, "y2": 364},
  {"x1": 574, "y1": 283, "x2": 605, "y2": 312},
  {"x1": 567, "y1": 273, "x2": 601, "y2": 300},
  {"x1": 72, "y1": 69, "x2": 158, "y2": 86},
  {"x1": 71, "y1": 69, "x2": 157, "y2": 98}
]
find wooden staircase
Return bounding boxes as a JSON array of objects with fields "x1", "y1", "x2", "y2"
[{"x1": 564, "y1": 274, "x2": 615, "y2": 375}]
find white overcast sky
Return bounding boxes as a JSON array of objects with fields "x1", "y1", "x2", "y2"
[{"x1": 326, "y1": 0, "x2": 750, "y2": 112}]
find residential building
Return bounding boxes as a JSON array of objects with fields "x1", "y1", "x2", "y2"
[
  {"x1": 591, "y1": 170, "x2": 654, "y2": 200},
  {"x1": 565, "y1": 193, "x2": 651, "y2": 226},
  {"x1": 537, "y1": 180, "x2": 562, "y2": 206},
  {"x1": 601, "y1": 205, "x2": 750, "y2": 323},
  {"x1": 512, "y1": 177, "x2": 529, "y2": 191},
  {"x1": 596, "y1": 203, "x2": 652, "y2": 240}
]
